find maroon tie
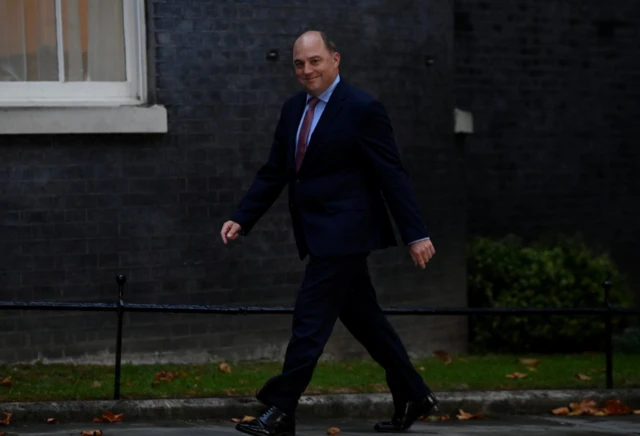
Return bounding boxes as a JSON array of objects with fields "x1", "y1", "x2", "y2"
[{"x1": 296, "y1": 97, "x2": 320, "y2": 172}]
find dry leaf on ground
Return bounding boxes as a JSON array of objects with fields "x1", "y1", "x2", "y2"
[
  {"x1": 91, "y1": 381, "x2": 102, "y2": 388},
  {"x1": 575, "y1": 373, "x2": 591, "y2": 381},
  {"x1": 93, "y1": 411, "x2": 124, "y2": 423},
  {"x1": 568, "y1": 399, "x2": 598, "y2": 416},
  {"x1": 551, "y1": 407, "x2": 570, "y2": 416},
  {"x1": 552, "y1": 399, "x2": 636, "y2": 417},
  {"x1": 456, "y1": 409, "x2": 484, "y2": 420},
  {"x1": 0, "y1": 377, "x2": 12, "y2": 387},
  {"x1": 418, "y1": 366, "x2": 425, "y2": 372},
  {"x1": 506, "y1": 372, "x2": 527, "y2": 379},
  {"x1": 46, "y1": 418, "x2": 59, "y2": 424},
  {"x1": 633, "y1": 410, "x2": 640, "y2": 415},
  {"x1": 603, "y1": 399, "x2": 633, "y2": 416},
  {"x1": 327, "y1": 427, "x2": 341, "y2": 435},
  {"x1": 81, "y1": 431, "x2": 103, "y2": 436},
  {"x1": 518, "y1": 358, "x2": 540, "y2": 368},
  {"x1": 422, "y1": 415, "x2": 450, "y2": 422},
  {"x1": 219, "y1": 362, "x2": 232, "y2": 373},
  {"x1": 0, "y1": 413, "x2": 12, "y2": 425},
  {"x1": 371, "y1": 384, "x2": 389, "y2": 393},
  {"x1": 433, "y1": 350, "x2": 452, "y2": 365},
  {"x1": 240, "y1": 416, "x2": 255, "y2": 422}
]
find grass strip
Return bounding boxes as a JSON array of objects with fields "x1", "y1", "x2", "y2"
[{"x1": 1, "y1": 353, "x2": 638, "y2": 403}]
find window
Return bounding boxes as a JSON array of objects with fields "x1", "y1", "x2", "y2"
[{"x1": 0, "y1": 0, "x2": 147, "y2": 106}]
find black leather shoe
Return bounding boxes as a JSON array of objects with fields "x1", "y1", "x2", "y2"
[
  {"x1": 374, "y1": 392, "x2": 439, "y2": 432},
  {"x1": 236, "y1": 405, "x2": 295, "y2": 436}
]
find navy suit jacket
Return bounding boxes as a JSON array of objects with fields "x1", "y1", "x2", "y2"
[{"x1": 231, "y1": 79, "x2": 429, "y2": 259}]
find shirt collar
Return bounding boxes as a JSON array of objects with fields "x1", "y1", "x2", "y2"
[{"x1": 306, "y1": 74, "x2": 341, "y2": 104}]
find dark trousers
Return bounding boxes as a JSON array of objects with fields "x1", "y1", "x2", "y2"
[{"x1": 256, "y1": 254, "x2": 430, "y2": 416}]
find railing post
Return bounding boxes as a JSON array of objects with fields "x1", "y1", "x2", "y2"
[
  {"x1": 603, "y1": 280, "x2": 613, "y2": 389},
  {"x1": 114, "y1": 274, "x2": 127, "y2": 400}
]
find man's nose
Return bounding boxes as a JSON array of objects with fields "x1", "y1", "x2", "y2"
[{"x1": 303, "y1": 63, "x2": 313, "y2": 75}]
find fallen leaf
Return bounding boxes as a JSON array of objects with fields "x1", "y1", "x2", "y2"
[
  {"x1": 81, "y1": 431, "x2": 103, "y2": 436},
  {"x1": 506, "y1": 372, "x2": 527, "y2": 379},
  {"x1": 194, "y1": 376, "x2": 201, "y2": 381},
  {"x1": 456, "y1": 409, "x2": 484, "y2": 420},
  {"x1": 91, "y1": 381, "x2": 102, "y2": 388},
  {"x1": 93, "y1": 411, "x2": 124, "y2": 423},
  {"x1": 241, "y1": 416, "x2": 255, "y2": 422},
  {"x1": 551, "y1": 407, "x2": 569, "y2": 415},
  {"x1": 575, "y1": 373, "x2": 591, "y2": 381},
  {"x1": 569, "y1": 399, "x2": 598, "y2": 415},
  {"x1": 327, "y1": 387, "x2": 354, "y2": 394},
  {"x1": 327, "y1": 427, "x2": 341, "y2": 435},
  {"x1": 603, "y1": 399, "x2": 633, "y2": 416},
  {"x1": 439, "y1": 415, "x2": 451, "y2": 421},
  {"x1": 224, "y1": 388, "x2": 237, "y2": 395},
  {"x1": 633, "y1": 410, "x2": 640, "y2": 415},
  {"x1": 0, "y1": 413, "x2": 12, "y2": 425},
  {"x1": 344, "y1": 364, "x2": 352, "y2": 370},
  {"x1": 232, "y1": 418, "x2": 241, "y2": 423},
  {"x1": 526, "y1": 367, "x2": 538, "y2": 372},
  {"x1": 418, "y1": 367, "x2": 425, "y2": 372},
  {"x1": 0, "y1": 377, "x2": 12, "y2": 387},
  {"x1": 46, "y1": 418, "x2": 59, "y2": 424},
  {"x1": 372, "y1": 384, "x2": 389, "y2": 392},
  {"x1": 219, "y1": 362, "x2": 232, "y2": 373},
  {"x1": 125, "y1": 381, "x2": 133, "y2": 387},
  {"x1": 433, "y1": 350, "x2": 452, "y2": 365},
  {"x1": 518, "y1": 358, "x2": 540, "y2": 368}
]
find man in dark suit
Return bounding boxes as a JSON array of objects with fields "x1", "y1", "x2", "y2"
[{"x1": 221, "y1": 30, "x2": 438, "y2": 436}]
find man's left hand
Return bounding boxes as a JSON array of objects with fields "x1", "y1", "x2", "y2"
[{"x1": 409, "y1": 239, "x2": 435, "y2": 269}]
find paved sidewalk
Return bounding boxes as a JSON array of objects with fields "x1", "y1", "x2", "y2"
[{"x1": 4, "y1": 416, "x2": 640, "y2": 436}]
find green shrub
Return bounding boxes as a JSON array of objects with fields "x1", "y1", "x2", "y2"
[{"x1": 468, "y1": 235, "x2": 634, "y2": 353}]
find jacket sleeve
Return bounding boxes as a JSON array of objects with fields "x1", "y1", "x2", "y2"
[
  {"x1": 230, "y1": 103, "x2": 289, "y2": 235},
  {"x1": 357, "y1": 99, "x2": 429, "y2": 245}
]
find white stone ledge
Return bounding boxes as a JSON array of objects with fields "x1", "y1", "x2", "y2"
[
  {"x1": 454, "y1": 108, "x2": 474, "y2": 134},
  {"x1": 0, "y1": 105, "x2": 168, "y2": 134}
]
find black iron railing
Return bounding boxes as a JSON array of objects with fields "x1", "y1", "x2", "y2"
[{"x1": 1, "y1": 276, "x2": 639, "y2": 400}]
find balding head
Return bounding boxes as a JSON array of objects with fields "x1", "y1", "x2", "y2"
[{"x1": 293, "y1": 30, "x2": 340, "y2": 96}]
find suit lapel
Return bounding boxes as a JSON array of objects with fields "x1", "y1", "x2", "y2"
[{"x1": 297, "y1": 80, "x2": 348, "y2": 174}]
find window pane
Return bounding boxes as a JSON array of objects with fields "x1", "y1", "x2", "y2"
[
  {"x1": 62, "y1": 0, "x2": 126, "y2": 82},
  {"x1": 0, "y1": 0, "x2": 58, "y2": 82}
]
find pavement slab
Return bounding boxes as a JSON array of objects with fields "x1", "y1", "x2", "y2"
[{"x1": 3, "y1": 416, "x2": 640, "y2": 436}]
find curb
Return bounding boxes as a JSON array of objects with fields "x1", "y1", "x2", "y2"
[{"x1": 2, "y1": 389, "x2": 640, "y2": 424}]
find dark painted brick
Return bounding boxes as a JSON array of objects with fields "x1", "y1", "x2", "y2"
[{"x1": 455, "y1": 0, "x2": 640, "y2": 300}]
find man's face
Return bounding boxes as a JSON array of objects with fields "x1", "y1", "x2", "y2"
[{"x1": 293, "y1": 35, "x2": 340, "y2": 96}]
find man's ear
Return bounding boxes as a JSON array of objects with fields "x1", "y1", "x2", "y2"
[{"x1": 333, "y1": 52, "x2": 341, "y2": 68}]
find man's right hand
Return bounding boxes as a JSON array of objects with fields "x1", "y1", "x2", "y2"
[{"x1": 220, "y1": 220, "x2": 242, "y2": 244}]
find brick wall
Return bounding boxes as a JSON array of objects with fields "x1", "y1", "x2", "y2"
[
  {"x1": 0, "y1": 0, "x2": 466, "y2": 364},
  {"x1": 455, "y1": 0, "x2": 640, "y2": 297}
]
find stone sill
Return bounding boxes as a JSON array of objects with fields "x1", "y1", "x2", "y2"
[
  {"x1": 454, "y1": 108, "x2": 473, "y2": 134},
  {"x1": 0, "y1": 105, "x2": 168, "y2": 134}
]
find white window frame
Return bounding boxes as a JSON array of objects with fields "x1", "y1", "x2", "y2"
[{"x1": 0, "y1": 0, "x2": 148, "y2": 107}]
